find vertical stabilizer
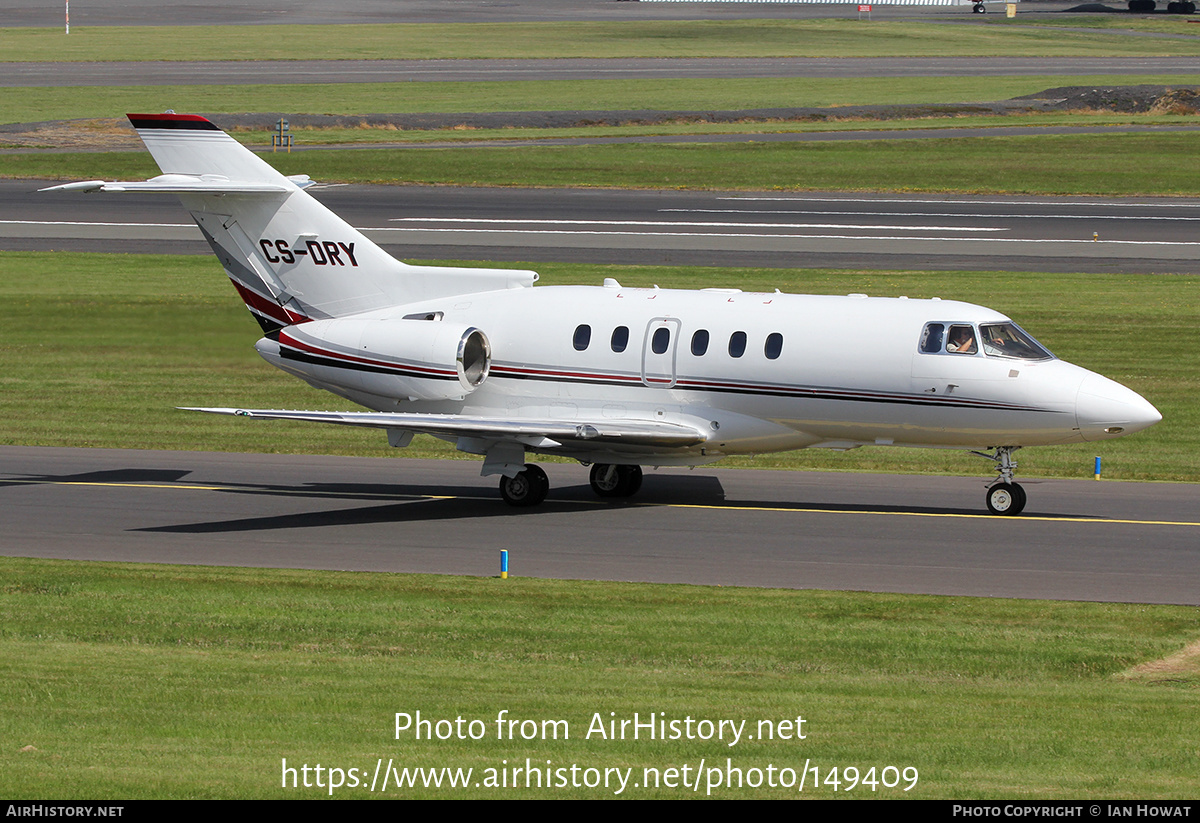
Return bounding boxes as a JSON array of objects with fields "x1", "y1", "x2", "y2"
[{"x1": 123, "y1": 114, "x2": 537, "y2": 330}]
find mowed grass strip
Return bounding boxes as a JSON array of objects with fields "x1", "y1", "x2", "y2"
[
  {"x1": 226, "y1": 111, "x2": 1200, "y2": 146},
  {"x1": 8, "y1": 132, "x2": 1200, "y2": 197},
  {"x1": 6, "y1": 20, "x2": 1200, "y2": 62},
  {"x1": 6, "y1": 74, "x2": 1200, "y2": 126},
  {"x1": 0, "y1": 557, "x2": 1197, "y2": 799},
  {"x1": 0, "y1": 252, "x2": 1193, "y2": 482}
]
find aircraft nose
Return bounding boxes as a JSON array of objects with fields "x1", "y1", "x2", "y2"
[{"x1": 1075, "y1": 372, "x2": 1161, "y2": 441}]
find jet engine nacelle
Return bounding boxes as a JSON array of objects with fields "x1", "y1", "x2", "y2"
[{"x1": 262, "y1": 316, "x2": 492, "y2": 402}]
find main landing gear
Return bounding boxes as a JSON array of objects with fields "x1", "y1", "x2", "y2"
[
  {"x1": 973, "y1": 446, "x2": 1026, "y2": 516},
  {"x1": 972, "y1": 2, "x2": 987, "y2": 12},
  {"x1": 497, "y1": 463, "x2": 644, "y2": 507},
  {"x1": 498, "y1": 464, "x2": 549, "y2": 507},
  {"x1": 589, "y1": 464, "x2": 643, "y2": 498}
]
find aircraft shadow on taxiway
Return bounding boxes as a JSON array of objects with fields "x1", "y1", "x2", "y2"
[{"x1": 2, "y1": 466, "x2": 1092, "y2": 535}]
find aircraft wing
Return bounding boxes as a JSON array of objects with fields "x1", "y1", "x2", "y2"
[{"x1": 181, "y1": 407, "x2": 708, "y2": 449}]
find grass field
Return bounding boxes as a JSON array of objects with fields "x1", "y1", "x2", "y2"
[
  {"x1": 10, "y1": 74, "x2": 1200, "y2": 128},
  {"x1": 1, "y1": 252, "x2": 1194, "y2": 482},
  {"x1": 6, "y1": 19, "x2": 1200, "y2": 62},
  {"x1": 1, "y1": 557, "x2": 1197, "y2": 799},
  {"x1": 8, "y1": 131, "x2": 1200, "y2": 196},
  {"x1": 7, "y1": 74, "x2": 1200, "y2": 128},
  {"x1": 223, "y1": 111, "x2": 1200, "y2": 146}
]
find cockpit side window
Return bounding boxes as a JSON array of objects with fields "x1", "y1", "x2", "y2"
[
  {"x1": 979, "y1": 323, "x2": 1054, "y2": 360},
  {"x1": 946, "y1": 324, "x2": 977, "y2": 355},
  {"x1": 919, "y1": 323, "x2": 944, "y2": 354}
]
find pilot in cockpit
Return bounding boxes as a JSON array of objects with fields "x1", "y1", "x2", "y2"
[{"x1": 946, "y1": 325, "x2": 977, "y2": 354}]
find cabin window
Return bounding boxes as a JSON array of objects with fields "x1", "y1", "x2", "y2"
[
  {"x1": 691, "y1": 329, "x2": 710, "y2": 356},
  {"x1": 573, "y1": 324, "x2": 591, "y2": 351},
  {"x1": 765, "y1": 332, "x2": 783, "y2": 360},
  {"x1": 611, "y1": 326, "x2": 629, "y2": 353},
  {"x1": 728, "y1": 331, "x2": 747, "y2": 358},
  {"x1": 946, "y1": 324, "x2": 977, "y2": 355},
  {"x1": 919, "y1": 323, "x2": 944, "y2": 354},
  {"x1": 979, "y1": 323, "x2": 1054, "y2": 360},
  {"x1": 651, "y1": 327, "x2": 671, "y2": 355}
]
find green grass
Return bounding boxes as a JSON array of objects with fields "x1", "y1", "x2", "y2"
[
  {"x1": 0, "y1": 557, "x2": 1197, "y2": 798},
  {"x1": 6, "y1": 20, "x2": 1200, "y2": 62},
  {"x1": 224, "y1": 111, "x2": 1200, "y2": 146},
  {"x1": 10, "y1": 132, "x2": 1200, "y2": 197},
  {"x1": 0, "y1": 252, "x2": 1194, "y2": 482},
  {"x1": 261, "y1": 133, "x2": 1200, "y2": 195},
  {"x1": 987, "y1": 13, "x2": 1200, "y2": 34},
  {"x1": 7, "y1": 74, "x2": 1200, "y2": 126}
]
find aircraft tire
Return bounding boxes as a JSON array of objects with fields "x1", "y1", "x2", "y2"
[
  {"x1": 500, "y1": 464, "x2": 549, "y2": 507},
  {"x1": 622, "y1": 465, "x2": 644, "y2": 496},
  {"x1": 986, "y1": 482, "x2": 1026, "y2": 516},
  {"x1": 589, "y1": 464, "x2": 643, "y2": 498}
]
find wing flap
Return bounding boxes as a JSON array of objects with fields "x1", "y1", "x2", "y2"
[{"x1": 181, "y1": 407, "x2": 708, "y2": 448}]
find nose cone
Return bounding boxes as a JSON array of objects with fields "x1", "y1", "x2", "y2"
[{"x1": 1076, "y1": 372, "x2": 1161, "y2": 442}]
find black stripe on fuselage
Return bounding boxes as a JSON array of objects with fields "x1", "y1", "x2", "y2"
[
  {"x1": 487, "y1": 365, "x2": 1060, "y2": 414},
  {"x1": 278, "y1": 345, "x2": 457, "y2": 383}
]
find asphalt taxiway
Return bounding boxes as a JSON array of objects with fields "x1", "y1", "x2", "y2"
[
  {"x1": 9, "y1": 56, "x2": 1200, "y2": 86},
  {"x1": 2, "y1": 446, "x2": 1196, "y2": 605},
  {"x1": 9, "y1": 180, "x2": 1200, "y2": 272}
]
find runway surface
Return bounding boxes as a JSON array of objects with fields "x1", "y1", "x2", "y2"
[
  {"x1": 9, "y1": 180, "x2": 1200, "y2": 272},
  {"x1": 2, "y1": 446, "x2": 1196, "y2": 605},
  {"x1": 10, "y1": 56, "x2": 1200, "y2": 87}
]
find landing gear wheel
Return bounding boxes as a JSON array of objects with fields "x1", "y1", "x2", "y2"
[
  {"x1": 986, "y1": 482, "x2": 1026, "y2": 516},
  {"x1": 589, "y1": 464, "x2": 643, "y2": 498},
  {"x1": 973, "y1": 2, "x2": 987, "y2": 12},
  {"x1": 499, "y1": 464, "x2": 549, "y2": 507}
]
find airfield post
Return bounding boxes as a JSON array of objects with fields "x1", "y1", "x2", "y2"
[{"x1": 272, "y1": 119, "x2": 293, "y2": 153}]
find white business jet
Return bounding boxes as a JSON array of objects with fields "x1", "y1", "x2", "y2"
[{"x1": 43, "y1": 114, "x2": 1161, "y2": 515}]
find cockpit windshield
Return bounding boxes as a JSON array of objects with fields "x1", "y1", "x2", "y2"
[
  {"x1": 918, "y1": 321, "x2": 1054, "y2": 360},
  {"x1": 978, "y1": 323, "x2": 1054, "y2": 360}
]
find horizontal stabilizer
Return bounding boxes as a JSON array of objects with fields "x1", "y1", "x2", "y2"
[
  {"x1": 181, "y1": 407, "x2": 708, "y2": 448},
  {"x1": 39, "y1": 174, "x2": 302, "y2": 195}
]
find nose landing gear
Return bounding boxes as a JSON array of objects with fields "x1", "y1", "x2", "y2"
[{"x1": 972, "y1": 446, "x2": 1027, "y2": 516}]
